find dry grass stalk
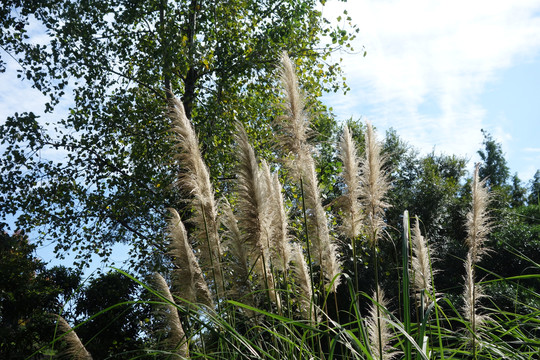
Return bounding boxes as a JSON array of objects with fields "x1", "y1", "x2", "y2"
[
  {"x1": 220, "y1": 199, "x2": 257, "y2": 312},
  {"x1": 462, "y1": 164, "x2": 491, "y2": 346},
  {"x1": 168, "y1": 208, "x2": 214, "y2": 308},
  {"x1": 338, "y1": 125, "x2": 363, "y2": 239},
  {"x1": 367, "y1": 286, "x2": 397, "y2": 360},
  {"x1": 276, "y1": 51, "x2": 311, "y2": 165},
  {"x1": 55, "y1": 315, "x2": 92, "y2": 360},
  {"x1": 267, "y1": 167, "x2": 292, "y2": 271},
  {"x1": 169, "y1": 97, "x2": 223, "y2": 294},
  {"x1": 411, "y1": 218, "x2": 433, "y2": 298},
  {"x1": 235, "y1": 123, "x2": 280, "y2": 308},
  {"x1": 220, "y1": 200, "x2": 250, "y2": 292},
  {"x1": 153, "y1": 272, "x2": 189, "y2": 358},
  {"x1": 466, "y1": 164, "x2": 491, "y2": 262},
  {"x1": 463, "y1": 253, "x2": 487, "y2": 330},
  {"x1": 360, "y1": 121, "x2": 390, "y2": 247},
  {"x1": 290, "y1": 243, "x2": 315, "y2": 322},
  {"x1": 276, "y1": 52, "x2": 341, "y2": 293},
  {"x1": 297, "y1": 132, "x2": 341, "y2": 293}
]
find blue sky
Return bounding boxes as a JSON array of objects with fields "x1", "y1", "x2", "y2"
[
  {"x1": 2, "y1": 1, "x2": 539, "y2": 180},
  {"x1": 322, "y1": 0, "x2": 540, "y2": 182},
  {"x1": 1, "y1": 0, "x2": 540, "y2": 270}
]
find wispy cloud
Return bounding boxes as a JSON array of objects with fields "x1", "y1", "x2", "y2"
[{"x1": 323, "y1": 0, "x2": 540, "y2": 164}]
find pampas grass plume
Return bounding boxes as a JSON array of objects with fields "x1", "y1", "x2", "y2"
[
  {"x1": 291, "y1": 243, "x2": 315, "y2": 322},
  {"x1": 277, "y1": 51, "x2": 310, "y2": 162},
  {"x1": 411, "y1": 218, "x2": 433, "y2": 297},
  {"x1": 466, "y1": 164, "x2": 491, "y2": 262},
  {"x1": 367, "y1": 286, "x2": 397, "y2": 360},
  {"x1": 168, "y1": 208, "x2": 214, "y2": 308},
  {"x1": 169, "y1": 97, "x2": 223, "y2": 291},
  {"x1": 220, "y1": 199, "x2": 254, "y2": 306},
  {"x1": 234, "y1": 122, "x2": 267, "y2": 256},
  {"x1": 55, "y1": 315, "x2": 92, "y2": 360},
  {"x1": 463, "y1": 253, "x2": 487, "y2": 327},
  {"x1": 153, "y1": 272, "x2": 189, "y2": 358},
  {"x1": 235, "y1": 123, "x2": 281, "y2": 308},
  {"x1": 276, "y1": 52, "x2": 341, "y2": 293},
  {"x1": 338, "y1": 125, "x2": 363, "y2": 239},
  {"x1": 462, "y1": 164, "x2": 491, "y2": 347},
  {"x1": 360, "y1": 121, "x2": 390, "y2": 247},
  {"x1": 268, "y1": 169, "x2": 292, "y2": 271}
]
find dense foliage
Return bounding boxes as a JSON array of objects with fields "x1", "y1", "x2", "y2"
[
  {"x1": 0, "y1": 0, "x2": 357, "y2": 269},
  {"x1": 0, "y1": 231, "x2": 82, "y2": 358}
]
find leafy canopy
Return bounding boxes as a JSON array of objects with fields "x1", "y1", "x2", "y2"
[{"x1": 0, "y1": 0, "x2": 357, "y2": 270}]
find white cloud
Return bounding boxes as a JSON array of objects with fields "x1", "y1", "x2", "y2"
[
  {"x1": 323, "y1": 0, "x2": 540, "y2": 164},
  {"x1": 0, "y1": 58, "x2": 48, "y2": 120}
]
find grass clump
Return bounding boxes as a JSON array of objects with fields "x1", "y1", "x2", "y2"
[{"x1": 45, "y1": 54, "x2": 539, "y2": 360}]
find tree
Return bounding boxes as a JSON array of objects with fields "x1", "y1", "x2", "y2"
[
  {"x1": 0, "y1": 0, "x2": 357, "y2": 270},
  {"x1": 477, "y1": 129, "x2": 510, "y2": 189},
  {"x1": 484, "y1": 204, "x2": 540, "y2": 313},
  {"x1": 75, "y1": 272, "x2": 149, "y2": 359},
  {"x1": 341, "y1": 124, "x2": 470, "y2": 302},
  {"x1": 385, "y1": 145, "x2": 469, "y2": 298},
  {"x1": 529, "y1": 170, "x2": 540, "y2": 205},
  {"x1": 509, "y1": 173, "x2": 527, "y2": 208},
  {"x1": 0, "y1": 230, "x2": 81, "y2": 358}
]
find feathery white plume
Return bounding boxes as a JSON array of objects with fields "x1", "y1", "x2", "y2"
[
  {"x1": 235, "y1": 123, "x2": 280, "y2": 308},
  {"x1": 153, "y1": 272, "x2": 189, "y2": 358},
  {"x1": 338, "y1": 125, "x2": 363, "y2": 239},
  {"x1": 360, "y1": 121, "x2": 390, "y2": 247},
  {"x1": 411, "y1": 218, "x2": 433, "y2": 298},
  {"x1": 277, "y1": 51, "x2": 311, "y2": 165},
  {"x1": 290, "y1": 243, "x2": 315, "y2": 322},
  {"x1": 55, "y1": 315, "x2": 92, "y2": 360},
  {"x1": 168, "y1": 208, "x2": 214, "y2": 308},
  {"x1": 276, "y1": 53, "x2": 342, "y2": 292},
  {"x1": 265, "y1": 166, "x2": 292, "y2": 271},
  {"x1": 465, "y1": 164, "x2": 491, "y2": 262},
  {"x1": 367, "y1": 286, "x2": 397, "y2": 360},
  {"x1": 169, "y1": 97, "x2": 223, "y2": 294}
]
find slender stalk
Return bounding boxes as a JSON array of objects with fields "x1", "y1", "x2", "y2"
[
  {"x1": 277, "y1": 52, "x2": 341, "y2": 294},
  {"x1": 402, "y1": 210, "x2": 411, "y2": 359},
  {"x1": 169, "y1": 97, "x2": 223, "y2": 297},
  {"x1": 338, "y1": 125, "x2": 363, "y2": 294},
  {"x1": 300, "y1": 177, "x2": 320, "y2": 356},
  {"x1": 374, "y1": 248, "x2": 383, "y2": 360},
  {"x1": 300, "y1": 177, "x2": 317, "y2": 320},
  {"x1": 462, "y1": 164, "x2": 491, "y2": 357}
]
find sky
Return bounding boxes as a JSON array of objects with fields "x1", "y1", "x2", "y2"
[
  {"x1": 322, "y1": 0, "x2": 540, "y2": 182},
  {"x1": 1, "y1": 0, "x2": 540, "y2": 270},
  {"x1": 2, "y1": 1, "x2": 539, "y2": 179}
]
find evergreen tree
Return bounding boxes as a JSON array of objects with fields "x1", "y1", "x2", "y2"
[
  {"x1": 478, "y1": 129, "x2": 510, "y2": 189},
  {"x1": 510, "y1": 173, "x2": 527, "y2": 208},
  {"x1": 529, "y1": 170, "x2": 540, "y2": 205}
]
